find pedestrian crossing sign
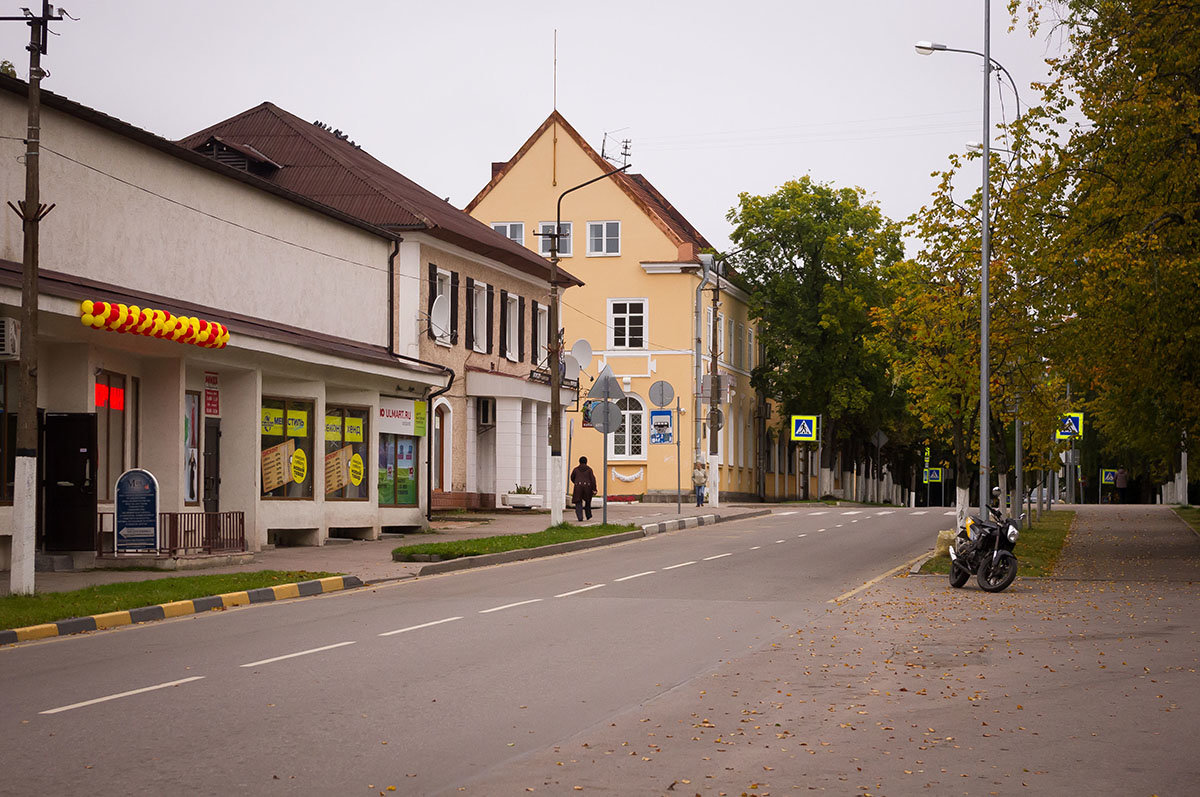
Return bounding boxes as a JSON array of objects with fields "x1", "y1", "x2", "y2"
[
  {"x1": 790, "y1": 415, "x2": 818, "y2": 442},
  {"x1": 1101, "y1": 468, "x2": 1117, "y2": 485},
  {"x1": 923, "y1": 467, "x2": 943, "y2": 484},
  {"x1": 1056, "y1": 411, "x2": 1084, "y2": 440}
]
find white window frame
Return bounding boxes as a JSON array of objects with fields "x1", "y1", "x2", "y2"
[
  {"x1": 472, "y1": 280, "x2": 488, "y2": 354},
  {"x1": 492, "y1": 222, "x2": 524, "y2": 247},
  {"x1": 736, "y1": 323, "x2": 745, "y2": 370},
  {"x1": 536, "y1": 304, "x2": 549, "y2": 365},
  {"x1": 608, "y1": 298, "x2": 647, "y2": 350},
  {"x1": 718, "y1": 313, "x2": 726, "y2": 363},
  {"x1": 747, "y1": 328, "x2": 754, "y2": 371},
  {"x1": 726, "y1": 317, "x2": 734, "y2": 365},
  {"x1": 587, "y1": 220, "x2": 621, "y2": 257},
  {"x1": 434, "y1": 268, "x2": 451, "y2": 347},
  {"x1": 609, "y1": 394, "x2": 647, "y2": 461},
  {"x1": 538, "y1": 221, "x2": 572, "y2": 257},
  {"x1": 504, "y1": 293, "x2": 519, "y2": 362}
]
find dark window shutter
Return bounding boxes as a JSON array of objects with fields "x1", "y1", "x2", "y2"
[
  {"x1": 499, "y1": 290, "x2": 509, "y2": 358},
  {"x1": 450, "y1": 271, "x2": 460, "y2": 344},
  {"x1": 518, "y1": 296, "x2": 526, "y2": 362},
  {"x1": 530, "y1": 300, "x2": 539, "y2": 363},
  {"x1": 465, "y1": 277, "x2": 475, "y2": 350},
  {"x1": 486, "y1": 284, "x2": 494, "y2": 353},
  {"x1": 427, "y1": 263, "x2": 437, "y2": 340}
]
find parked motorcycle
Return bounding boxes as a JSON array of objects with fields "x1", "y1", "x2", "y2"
[{"x1": 948, "y1": 488, "x2": 1020, "y2": 592}]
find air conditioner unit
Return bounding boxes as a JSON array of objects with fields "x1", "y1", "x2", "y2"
[
  {"x1": 476, "y1": 397, "x2": 495, "y2": 429},
  {"x1": 0, "y1": 318, "x2": 19, "y2": 359}
]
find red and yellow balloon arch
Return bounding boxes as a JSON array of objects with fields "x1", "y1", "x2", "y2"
[{"x1": 79, "y1": 300, "x2": 230, "y2": 349}]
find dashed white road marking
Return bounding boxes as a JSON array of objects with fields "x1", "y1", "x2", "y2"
[
  {"x1": 817, "y1": 528, "x2": 826, "y2": 532},
  {"x1": 778, "y1": 511, "x2": 798, "y2": 516},
  {"x1": 614, "y1": 571, "x2": 655, "y2": 582},
  {"x1": 841, "y1": 510, "x2": 863, "y2": 515},
  {"x1": 944, "y1": 511, "x2": 956, "y2": 516},
  {"x1": 876, "y1": 510, "x2": 895, "y2": 515},
  {"x1": 749, "y1": 546, "x2": 762, "y2": 550},
  {"x1": 775, "y1": 539, "x2": 786, "y2": 544},
  {"x1": 703, "y1": 553, "x2": 733, "y2": 561},
  {"x1": 662, "y1": 561, "x2": 696, "y2": 570},
  {"x1": 835, "y1": 524, "x2": 844, "y2": 528},
  {"x1": 809, "y1": 511, "x2": 829, "y2": 516},
  {"x1": 912, "y1": 510, "x2": 928, "y2": 515},
  {"x1": 241, "y1": 641, "x2": 356, "y2": 668},
  {"x1": 379, "y1": 616, "x2": 463, "y2": 637},
  {"x1": 797, "y1": 533, "x2": 807, "y2": 538},
  {"x1": 555, "y1": 584, "x2": 606, "y2": 598},
  {"x1": 40, "y1": 676, "x2": 206, "y2": 715},
  {"x1": 479, "y1": 598, "x2": 543, "y2": 614}
]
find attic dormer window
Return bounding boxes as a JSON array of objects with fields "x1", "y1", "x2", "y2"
[{"x1": 191, "y1": 137, "x2": 280, "y2": 178}]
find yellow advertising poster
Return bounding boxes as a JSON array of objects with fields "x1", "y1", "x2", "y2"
[
  {"x1": 345, "y1": 417, "x2": 363, "y2": 443},
  {"x1": 261, "y1": 438, "x2": 295, "y2": 493},
  {"x1": 413, "y1": 402, "x2": 427, "y2": 437},
  {"x1": 261, "y1": 407, "x2": 284, "y2": 436},
  {"x1": 287, "y1": 410, "x2": 308, "y2": 437},
  {"x1": 325, "y1": 416, "x2": 342, "y2": 442},
  {"x1": 291, "y1": 448, "x2": 308, "y2": 483},
  {"x1": 348, "y1": 453, "x2": 364, "y2": 486}
]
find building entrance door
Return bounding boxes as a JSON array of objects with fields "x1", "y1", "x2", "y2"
[
  {"x1": 203, "y1": 417, "x2": 220, "y2": 512},
  {"x1": 41, "y1": 412, "x2": 98, "y2": 552}
]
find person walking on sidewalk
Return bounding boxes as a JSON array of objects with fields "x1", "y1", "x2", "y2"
[
  {"x1": 692, "y1": 460, "x2": 708, "y2": 507},
  {"x1": 570, "y1": 456, "x2": 597, "y2": 522}
]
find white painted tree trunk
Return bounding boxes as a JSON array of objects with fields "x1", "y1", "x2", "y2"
[{"x1": 955, "y1": 485, "x2": 971, "y2": 532}]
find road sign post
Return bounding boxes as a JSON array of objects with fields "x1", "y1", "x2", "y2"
[{"x1": 648, "y1": 380, "x2": 679, "y2": 514}]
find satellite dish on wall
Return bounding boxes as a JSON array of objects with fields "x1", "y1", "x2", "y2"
[
  {"x1": 564, "y1": 354, "x2": 581, "y2": 380},
  {"x1": 429, "y1": 295, "x2": 450, "y2": 338},
  {"x1": 570, "y1": 338, "x2": 593, "y2": 365}
]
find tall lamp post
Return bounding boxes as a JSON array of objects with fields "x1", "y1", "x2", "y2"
[
  {"x1": 544, "y1": 164, "x2": 629, "y2": 525},
  {"x1": 915, "y1": 2, "x2": 1020, "y2": 511}
]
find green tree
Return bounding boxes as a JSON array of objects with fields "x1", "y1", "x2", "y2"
[
  {"x1": 1, "y1": 60, "x2": 17, "y2": 78},
  {"x1": 727, "y1": 176, "x2": 907, "y2": 496}
]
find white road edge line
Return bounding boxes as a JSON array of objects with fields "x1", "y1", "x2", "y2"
[
  {"x1": 379, "y1": 616, "x2": 463, "y2": 637},
  {"x1": 614, "y1": 571, "x2": 655, "y2": 582},
  {"x1": 40, "y1": 676, "x2": 206, "y2": 715},
  {"x1": 662, "y1": 561, "x2": 696, "y2": 570},
  {"x1": 828, "y1": 552, "x2": 931, "y2": 604},
  {"x1": 555, "y1": 584, "x2": 606, "y2": 598},
  {"x1": 241, "y1": 641, "x2": 356, "y2": 668},
  {"x1": 703, "y1": 553, "x2": 732, "y2": 561},
  {"x1": 479, "y1": 598, "x2": 543, "y2": 614}
]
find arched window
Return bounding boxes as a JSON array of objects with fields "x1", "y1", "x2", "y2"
[{"x1": 611, "y1": 395, "x2": 645, "y2": 459}]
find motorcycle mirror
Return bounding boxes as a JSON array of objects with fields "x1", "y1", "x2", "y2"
[{"x1": 991, "y1": 486, "x2": 1002, "y2": 496}]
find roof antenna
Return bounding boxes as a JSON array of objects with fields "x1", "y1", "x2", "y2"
[
  {"x1": 620, "y1": 138, "x2": 632, "y2": 169},
  {"x1": 601, "y1": 126, "x2": 629, "y2": 165}
]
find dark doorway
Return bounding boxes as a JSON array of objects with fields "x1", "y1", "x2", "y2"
[
  {"x1": 41, "y1": 412, "x2": 98, "y2": 552},
  {"x1": 203, "y1": 417, "x2": 220, "y2": 513}
]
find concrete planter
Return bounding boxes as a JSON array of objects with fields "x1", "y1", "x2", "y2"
[{"x1": 502, "y1": 493, "x2": 544, "y2": 509}]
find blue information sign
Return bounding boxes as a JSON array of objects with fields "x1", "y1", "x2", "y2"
[
  {"x1": 923, "y1": 467, "x2": 943, "y2": 484},
  {"x1": 790, "y1": 415, "x2": 818, "y2": 442},
  {"x1": 116, "y1": 469, "x2": 159, "y2": 553},
  {"x1": 649, "y1": 410, "x2": 673, "y2": 444}
]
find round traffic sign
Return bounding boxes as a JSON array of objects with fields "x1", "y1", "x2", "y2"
[
  {"x1": 649, "y1": 379, "x2": 674, "y2": 408},
  {"x1": 706, "y1": 408, "x2": 725, "y2": 431},
  {"x1": 590, "y1": 400, "x2": 623, "y2": 434}
]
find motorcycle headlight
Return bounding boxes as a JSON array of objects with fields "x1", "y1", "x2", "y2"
[{"x1": 1007, "y1": 525, "x2": 1020, "y2": 543}]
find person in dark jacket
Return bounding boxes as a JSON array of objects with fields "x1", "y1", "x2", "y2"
[{"x1": 570, "y1": 456, "x2": 597, "y2": 521}]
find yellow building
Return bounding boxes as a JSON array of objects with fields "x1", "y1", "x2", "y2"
[{"x1": 467, "y1": 112, "x2": 766, "y2": 502}]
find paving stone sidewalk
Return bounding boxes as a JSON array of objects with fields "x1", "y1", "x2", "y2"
[{"x1": 469, "y1": 504, "x2": 1200, "y2": 795}]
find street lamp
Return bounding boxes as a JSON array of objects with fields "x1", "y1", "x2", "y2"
[{"x1": 915, "y1": 2, "x2": 1018, "y2": 513}]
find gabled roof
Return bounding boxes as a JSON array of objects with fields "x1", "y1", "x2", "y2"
[
  {"x1": 466, "y1": 111, "x2": 712, "y2": 256},
  {"x1": 178, "y1": 103, "x2": 581, "y2": 287}
]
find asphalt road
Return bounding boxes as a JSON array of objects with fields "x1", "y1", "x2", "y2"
[{"x1": 0, "y1": 506, "x2": 949, "y2": 795}]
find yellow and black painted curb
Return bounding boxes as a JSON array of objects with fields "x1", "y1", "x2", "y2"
[{"x1": 0, "y1": 575, "x2": 363, "y2": 645}]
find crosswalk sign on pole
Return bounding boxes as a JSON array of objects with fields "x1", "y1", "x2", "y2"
[
  {"x1": 1101, "y1": 468, "x2": 1117, "y2": 485},
  {"x1": 1056, "y1": 411, "x2": 1084, "y2": 440},
  {"x1": 790, "y1": 415, "x2": 818, "y2": 442},
  {"x1": 923, "y1": 467, "x2": 943, "y2": 483}
]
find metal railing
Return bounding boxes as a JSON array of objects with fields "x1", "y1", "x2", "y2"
[{"x1": 96, "y1": 511, "x2": 246, "y2": 556}]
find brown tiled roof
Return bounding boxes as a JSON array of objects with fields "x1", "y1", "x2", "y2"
[
  {"x1": 467, "y1": 111, "x2": 711, "y2": 256},
  {"x1": 178, "y1": 104, "x2": 581, "y2": 287}
]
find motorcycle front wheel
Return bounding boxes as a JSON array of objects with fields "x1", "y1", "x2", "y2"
[
  {"x1": 949, "y1": 560, "x2": 970, "y2": 588},
  {"x1": 977, "y1": 551, "x2": 1018, "y2": 592}
]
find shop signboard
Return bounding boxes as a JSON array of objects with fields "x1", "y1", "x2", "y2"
[
  {"x1": 115, "y1": 469, "x2": 159, "y2": 553},
  {"x1": 203, "y1": 371, "x2": 220, "y2": 416},
  {"x1": 379, "y1": 397, "x2": 427, "y2": 436}
]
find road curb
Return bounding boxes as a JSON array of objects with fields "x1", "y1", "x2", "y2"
[
  {"x1": 415, "y1": 509, "x2": 775, "y2": 576},
  {"x1": 0, "y1": 575, "x2": 363, "y2": 645}
]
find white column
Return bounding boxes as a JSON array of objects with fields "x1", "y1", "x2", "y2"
[
  {"x1": 535, "y1": 403, "x2": 549, "y2": 496},
  {"x1": 465, "y1": 398, "x2": 477, "y2": 494},
  {"x1": 493, "y1": 397, "x2": 523, "y2": 501},
  {"x1": 520, "y1": 400, "x2": 534, "y2": 491}
]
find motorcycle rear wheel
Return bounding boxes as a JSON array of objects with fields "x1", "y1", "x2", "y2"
[
  {"x1": 949, "y1": 560, "x2": 970, "y2": 588},
  {"x1": 977, "y1": 551, "x2": 1018, "y2": 592}
]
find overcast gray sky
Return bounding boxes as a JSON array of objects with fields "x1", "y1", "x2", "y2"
[{"x1": 2, "y1": 1, "x2": 1071, "y2": 254}]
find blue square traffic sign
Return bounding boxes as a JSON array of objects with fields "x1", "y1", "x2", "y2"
[{"x1": 790, "y1": 415, "x2": 818, "y2": 442}]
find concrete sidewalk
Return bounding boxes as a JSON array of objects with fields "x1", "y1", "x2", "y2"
[
  {"x1": 0, "y1": 500, "x2": 779, "y2": 596},
  {"x1": 475, "y1": 502, "x2": 1200, "y2": 795}
]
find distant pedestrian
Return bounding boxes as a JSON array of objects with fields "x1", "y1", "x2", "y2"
[
  {"x1": 692, "y1": 460, "x2": 708, "y2": 507},
  {"x1": 1116, "y1": 467, "x2": 1129, "y2": 504},
  {"x1": 570, "y1": 456, "x2": 596, "y2": 522}
]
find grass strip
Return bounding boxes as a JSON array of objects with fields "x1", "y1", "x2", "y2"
[
  {"x1": 393, "y1": 522, "x2": 639, "y2": 561},
  {"x1": 1, "y1": 570, "x2": 337, "y2": 631},
  {"x1": 920, "y1": 510, "x2": 1075, "y2": 577},
  {"x1": 1174, "y1": 505, "x2": 1200, "y2": 536}
]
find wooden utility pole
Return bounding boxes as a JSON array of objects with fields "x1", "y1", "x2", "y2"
[
  {"x1": 3, "y1": 1, "x2": 65, "y2": 595},
  {"x1": 707, "y1": 267, "x2": 721, "y2": 507}
]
